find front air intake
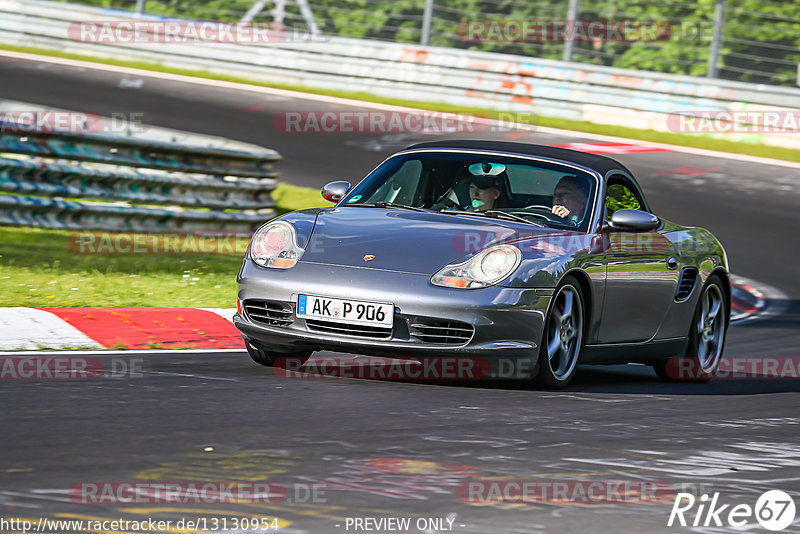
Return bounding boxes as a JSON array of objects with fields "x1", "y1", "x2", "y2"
[{"x1": 306, "y1": 319, "x2": 392, "y2": 339}]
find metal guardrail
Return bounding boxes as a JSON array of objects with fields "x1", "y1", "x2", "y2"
[
  {"x1": 2, "y1": 0, "x2": 800, "y2": 149},
  {"x1": 0, "y1": 156, "x2": 272, "y2": 209},
  {"x1": 0, "y1": 125, "x2": 279, "y2": 233},
  {"x1": 0, "y1": 129, "x2": 281, "y2": 177}
]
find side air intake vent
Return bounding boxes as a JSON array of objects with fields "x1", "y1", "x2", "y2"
[
  {"x1": 244, "y1": 300, "x2": 293, "y2": 327},
  {"x1": 676, "y1": 268, "x2": 698, "y2": 301},
  {"x1": 409, "y1": 319, "x2": 474, "y2": 345}
]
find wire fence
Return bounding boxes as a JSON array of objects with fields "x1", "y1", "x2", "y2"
[{"x1": 56, "y1": 0, "x2": 800, "y2": 87}]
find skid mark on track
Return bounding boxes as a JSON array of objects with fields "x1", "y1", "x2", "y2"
[
  {"x1": 422, "y1": 436, "x2": 528, "y2": 448},
  {"x1": 565, "y1": 441, "x2": 800, "y2": 477}
]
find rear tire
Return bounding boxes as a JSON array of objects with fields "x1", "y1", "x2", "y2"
[
  {"x1": 245, "y1": 340, "x2": 311, "y2": 369},
  {"x1": 534, "y1": 276, "x2": 585, "y2": 389},
  {"x1": 653, "y1": 274, "x2": 727, "y2": 382}
]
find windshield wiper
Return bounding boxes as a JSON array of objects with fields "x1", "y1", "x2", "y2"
[
  {"x1": 485, "y1": 210, "x2": 547, "y2": 227},
  {"x1": 440, "y1": 209, "x2": 546, "y2": 227},
  {"x1": 352, "y1": 201, "x2": 429, "y2": 212}
]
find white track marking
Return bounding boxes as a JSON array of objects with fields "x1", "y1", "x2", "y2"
[
  {"x1": 0, "y1": 307, "x2": 103, "y2": 350},
  {"x1": 0, "y1": 490, "x2": 73, "y2": 503},
  {"x1": 3, "y1": 49, "x2": 800, "y2": 170},
  {"x1": 199, "y1": 308, "x2": 237, "y2": 323},
  {"x1": 142, "y1": 370, "x2": 238, "y2": 381}
]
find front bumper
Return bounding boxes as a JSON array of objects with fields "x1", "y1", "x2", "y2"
[{"x1": 235, "y1": 260, "x2": 550, "y2": 369}]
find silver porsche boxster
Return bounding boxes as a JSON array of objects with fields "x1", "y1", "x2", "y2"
[{"x1": 233, "y1": 140, "x2": 730, "y2": 387}]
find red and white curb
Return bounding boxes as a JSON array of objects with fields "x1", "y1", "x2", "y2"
[
  {"x1": 0, "y1": 307, "x2": 238, "y2": 351},
  {"x1": 550, "y1": 142, "x2": 671, "y2": 155},
  {"x1": 0, "y1": 307, "x2": 104, "y2": 350},
  {"x1": 0, "y1": 276, "x2": 786, "y2": 351},
  {"x1": 729, "y1": 274, "x2": 788, "y2": 324}
]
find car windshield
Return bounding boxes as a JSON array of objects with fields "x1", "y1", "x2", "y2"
[{"x1": 343, "y1": 151, "x2": 598, "y2": 231}]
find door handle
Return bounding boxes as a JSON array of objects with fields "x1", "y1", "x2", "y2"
[{"x1": 666, "y1": 256, "x2": 679, "y2": 270}]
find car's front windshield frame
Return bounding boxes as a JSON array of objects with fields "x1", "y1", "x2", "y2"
[{"x1": 340, "y1": 148, "x2": 603, "y2": 232}]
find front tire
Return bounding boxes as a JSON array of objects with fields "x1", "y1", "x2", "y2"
[
  {"x1": 535, "y1": 276, "x2": 585, "y2": 388},
  {"x1": 653, "y1": 274, "x2": 727, "y2": 382},
  {"x1": 245, "y1": 340, "x2": 311, "y2": 369}
]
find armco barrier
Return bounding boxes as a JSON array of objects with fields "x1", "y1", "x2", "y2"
[
  {"x1": 2, "y1": 0, "x2": 800, "y2": 149},
  {"x1": 0, "y1": 157, "x2": 271, "y2": 210},
  {"x1": 0, "y1": 129, "x2": 279, "y2": 177},
  {"x1": 0, "y1": 121, "x2": 280, "y2": 233}
]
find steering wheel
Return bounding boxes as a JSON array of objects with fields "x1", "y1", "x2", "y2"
[
  {"x1": 510, "y1": 205, "x2": 567, "y2": 223},
  {"x1": 430, "y1": 192, "x2": 460, "y2": 211}
]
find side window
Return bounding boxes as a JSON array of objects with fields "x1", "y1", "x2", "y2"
[
  {"x1": 365, "y1": 159, "x2": 422, "y2": 205},
  {"x1": 605, "y1": 180, "x2": 643, "y2": 218}
]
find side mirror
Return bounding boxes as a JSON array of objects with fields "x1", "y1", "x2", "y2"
[
  {"x1": 321, "y1": 181, "x2": 351, "y2": 203},
  {"x1": 607, "y1": 209, "x2": 659, "y2": 231}
]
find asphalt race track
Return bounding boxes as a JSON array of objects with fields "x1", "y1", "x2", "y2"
[{"x1": 2, "y1": 54, "x2": 800, "y2": 533}]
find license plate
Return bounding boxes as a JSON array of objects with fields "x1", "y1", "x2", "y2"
[{"x1": 297, "y1": 294, "x2": 393, "y2": 328}]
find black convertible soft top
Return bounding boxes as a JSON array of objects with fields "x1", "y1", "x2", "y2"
[{"x1": 405, "y1": 139, "x2": 632, "y2": 176}]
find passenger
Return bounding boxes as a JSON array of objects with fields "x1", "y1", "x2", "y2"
[
  {"x1": 467, "y1": 176, "x2": 502, "y2": 211},
  {"x1": 465, "y1": 162, "x2": 507, "y2": 211}
]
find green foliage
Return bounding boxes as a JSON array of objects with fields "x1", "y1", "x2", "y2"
[
  {"x1": 49, "y1": 0, "x2": 799, "y2": 85},
  {"x1": 721, "y1": 1, "x2": 800, "y2": 84},
  {"x1": 606, "y1": 184, "x2": 641, "y2": 216}
]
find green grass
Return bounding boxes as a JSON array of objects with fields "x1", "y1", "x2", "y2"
[
  {"x1": 271, "y1": 182, "x2": 329, "y2": 212},
  {"x1": 0, "y1": 183, "x2": 327, "y2": 307},
  {"x1": 0, "y1": 226, "x2": 243, "y2": 307},
  {"x1": 4, "y1": 43, "x2": 800, "y2": 164}
]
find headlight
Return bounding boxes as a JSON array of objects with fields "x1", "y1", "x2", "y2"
[
  {"x1": 431, "y1": 245, "x2": 521, "y2": 289},
  {"x1": 248, "y1": 221, "x2": 304, "y2": 269}
]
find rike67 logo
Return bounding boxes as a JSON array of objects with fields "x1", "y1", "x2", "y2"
[{"x1": 669, "y1": 490, "x2": 796, "y2": 531}]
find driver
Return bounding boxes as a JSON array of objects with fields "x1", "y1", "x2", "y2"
[{"x1": 551, "y1": 175, "x2": 590, "y2": 225}]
